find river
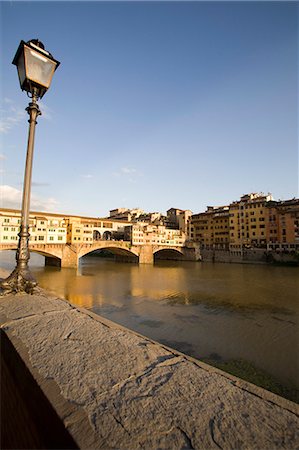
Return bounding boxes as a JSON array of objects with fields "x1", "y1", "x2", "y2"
[{"x1": 1, "y1": 251, "x2": 298, "y2": 401}]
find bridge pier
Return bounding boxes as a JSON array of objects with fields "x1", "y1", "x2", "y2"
[
  {"x1": 182, "y1": 246, "x2": 201, "y2": 261},
  {"x1": 139, "y1": 246, "x2": 154, "y2": 264},
  {"x1": 61, "y1": 245, "x2": 78, "y2": 268}
]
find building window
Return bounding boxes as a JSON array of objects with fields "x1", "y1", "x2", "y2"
[
  {"x1": 58, "y1": 236, "x2": 63, "y2": 241},
  {"x1": 38, "y1": 236, "x2": 44, "y2": 241},
  {"x1": 49, "y1": 236, "x2": 54, "y2": 241},
  {"x1": 103, "y1": 222, "x2": 113, "y2": 228}
]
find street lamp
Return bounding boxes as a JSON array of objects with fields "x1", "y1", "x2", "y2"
[{"x1": 0, "y1": 40, "x2": 60, "y2": 294}]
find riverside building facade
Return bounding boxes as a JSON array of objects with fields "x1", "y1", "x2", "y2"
[
  {"x1": 229, "y1": 193, "x2": 273, "y2": 250},
  {"x1": 266, "y1": 198, "x2": 299, "y2": 250},
  {"x1": 0, "y1": 209, "x2": 68, "y2": 244},
  {"x1": 190, "y1": 206, "x2": 230, "y2": 250},
  {"x1": 1, "y1": 194, "x2": 298, "y2": 252},
  {"x1": 0, "y1": 209, "x2": 187, "y2": 248},
  {"x1": 191, "y1": 193, "x2": 299, "y2": 252},
  {"x1": 124, "y1": 223, "x2": 186, "y2": 246},
  {"x1": 0, "y1": 209, "x2": 130, "y2": 246}
]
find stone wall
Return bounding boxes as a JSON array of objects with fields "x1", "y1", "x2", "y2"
[
  {"x1": 201, "y1": 249, "x2": 264, "y2": 264},
  {"x1": 1, "y1": 330, "x2": 78, "y2": 449},
  {"x1": 200, "y1": 249, "x2": 299, "y2": 265},
  {"x1": 1, "y1": 290, "x2": 298, "y2": 449}
]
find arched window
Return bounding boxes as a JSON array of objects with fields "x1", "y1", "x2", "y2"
[
  {"x1": 93, "y1": 230, "x2": 101, "y2": 241},
  {"x1": 103, "y1": 231, "x2": 112, "y2": 241}
]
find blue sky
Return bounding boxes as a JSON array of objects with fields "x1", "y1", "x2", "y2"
[{"x1": 0, "y1": 1, "x2": 298, "y2": 217}]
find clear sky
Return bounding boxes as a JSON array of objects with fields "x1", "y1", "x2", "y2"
[{"x1": 0, "y1": 1, "x2": 298, "y2": 217}]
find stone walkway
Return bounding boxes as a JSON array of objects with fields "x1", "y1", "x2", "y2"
[{"x1": 1, "y1": 290, "x2": 298, "y2": 449}]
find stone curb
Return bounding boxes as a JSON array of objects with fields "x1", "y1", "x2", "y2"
[{"x1": 1, "y1": 289, "x2": 299, "y2": 449}]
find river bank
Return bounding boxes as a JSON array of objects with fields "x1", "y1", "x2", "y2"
[
  {"x1": 1, "y1": 289, "x2": 298, "y2": 449},
  {"x1": 200, "y1": 248, "x2": 299, "y2": 265}
]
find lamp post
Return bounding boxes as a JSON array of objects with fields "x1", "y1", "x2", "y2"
[{"x1": 0, "y1": 39, "x2": 60, "y2": 294}]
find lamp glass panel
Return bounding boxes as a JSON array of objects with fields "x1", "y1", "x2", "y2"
[
  {"x1": 17, "y1": 52, "x2": 26, "y2": 88},
  {"x1": 24, "y1": 46, "x2": 56, "y2": 88}
]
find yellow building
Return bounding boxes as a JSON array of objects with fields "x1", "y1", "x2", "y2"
[
  {"x1": 66, "y1": 219, "x2": 94, "y2": 244},
  {"x1": 0, "y1": 209, "x2": 130, "y2": 246},
  {"x1": 229, "y1": 193, "x2": 273, "y2": 250},
  {"x1": 191, "y1": 206, "x2": 230, "y2": 249},
  {"x1": 0, "y1": 209, "x2": 67, "y2": 244}
]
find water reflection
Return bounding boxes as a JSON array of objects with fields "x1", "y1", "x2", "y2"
[{"x1": 0, "y1": 250, "x2": 298, "y2": 394}]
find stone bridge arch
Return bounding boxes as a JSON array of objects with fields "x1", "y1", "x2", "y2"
[
  {"x1": 0, "y1": 244, "x2": 63, "y2": 260},
  {"x1": 153, "y1": 247, "x2": 185, "y2": 261},
  {"x1": 0, "y1": 244, "x2": 64, "y2": 267},
  {"x1": 78, "y1": 242, "x2": 140, "y2": 262}
]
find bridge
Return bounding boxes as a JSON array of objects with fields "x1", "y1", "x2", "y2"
[{"x1": 0, "y1": 240, "x2": 200, "y2": 267}]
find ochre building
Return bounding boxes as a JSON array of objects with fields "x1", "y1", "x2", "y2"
[{"x1": 191, "y1": 193, "x2": 299, "y2": 251}]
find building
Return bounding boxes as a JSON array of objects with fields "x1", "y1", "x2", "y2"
[
  {"x1": 0, "y1": 209, "x2": 67, "y2": 244},
  {"x1": 191, "y1": 206, "x2": 230, "y2": 249},
  {"x1": 191, "y1": 193, "x2": 299, "y2": 252},
  {"x1": 0, "y1": 209, "x2": 131, "y2": 245},
  {"x1": 266, "y1": 198, "x2": 299, "y2": 251},
  {"x1": 229, "y1": 193, "x2": 273, "y2": 250},
  {"x1": 136, "y1": 212, "x2": 164, "y2": 225},
  {"x1": 166, "y1": 208, "x2": 192, "y2": 233},
  {"x1": 66, "y1": 219, "x2": 94, "y2": 244},
  {"x1": 109, "y1": 208, "x2": 144, "y2": 221},
  {"x1": 124, "y1": 223, "x2": 186, "y2": 247}
]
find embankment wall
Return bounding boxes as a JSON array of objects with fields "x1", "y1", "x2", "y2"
[{"x1": 1, "y1": 290, "x2": 298, "y2": 449}]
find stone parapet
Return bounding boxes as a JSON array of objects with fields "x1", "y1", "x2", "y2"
[{"x1": 1, "y1": 290, "x2": 298, "y2": 449}]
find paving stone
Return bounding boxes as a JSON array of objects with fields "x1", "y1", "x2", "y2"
[{"x1": 1, "y1": 291, "x2": 298, "y2": 449}]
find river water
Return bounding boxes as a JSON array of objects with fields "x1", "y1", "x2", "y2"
[{"x1": 1, "y1": 251, "x2": 298, "y2": 400}]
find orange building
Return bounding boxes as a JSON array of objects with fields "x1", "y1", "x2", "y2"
[{"x1": 266, "y1": 199, "x2": 299, "y2": 251}]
